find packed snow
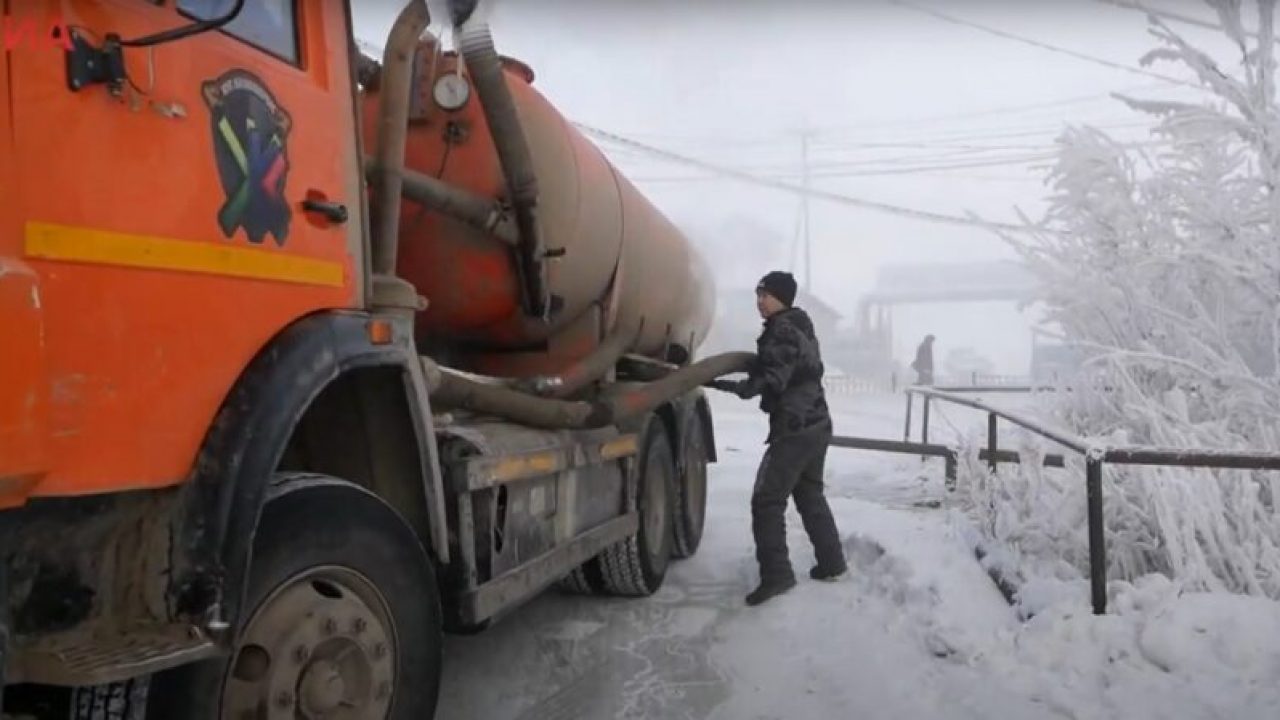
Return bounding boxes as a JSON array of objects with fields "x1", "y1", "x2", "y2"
[{"x1": 435, "y1": 391, "x2": 1280, "y2": 719}]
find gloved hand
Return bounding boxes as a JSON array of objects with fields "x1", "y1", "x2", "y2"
[
  {"x1": 706, "y1": 379, "x2": 740, "y2": 394},
  {"x1": 708, "y1": 378, "x2": 755, "y2": 399}
]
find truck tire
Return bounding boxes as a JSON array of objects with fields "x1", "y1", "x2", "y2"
[
  {"x1": 69, "y1": 679, "x2": 149, "y2": 720},
  {"x1": 555, "y1": 564, "x2": 598, "y2": 595},
  {"x1": 672, "y1": 410, "x2": 709, "y2": 559},
  {"x1": 138, "y1": 473, "x2": 443, "y2": 720},
  {"x1": 595, "y1": 421, "x2": 675, "y2": 596}
]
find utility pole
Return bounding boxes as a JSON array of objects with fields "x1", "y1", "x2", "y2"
[
  {"x1": 788, "y1": 202, "x2": 804, "y2": 275},
  {"x1": 800, "y1": 129, "x2": 812, "y2": 293}
]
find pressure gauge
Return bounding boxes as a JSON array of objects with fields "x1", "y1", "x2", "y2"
[{"x1": 433, "y1": 74, "x2": 471, "y2": 111}]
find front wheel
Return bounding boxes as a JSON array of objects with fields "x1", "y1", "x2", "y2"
[{"x1": 141, "y1": 473, "x2": 443, "y2": 720}]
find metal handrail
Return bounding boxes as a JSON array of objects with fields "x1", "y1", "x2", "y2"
[
  {"x1": 898, "y1": 385, "x2": 1280, "y2": 616},
  {"x1": 931, "y1": 384, "x2": 1065, "y2": 394},
  {"x1": 910, "y1": 387, "x2": 1088, "y2": 453}
]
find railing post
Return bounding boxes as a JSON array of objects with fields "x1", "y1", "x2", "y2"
[
  {"x1": 1086, "y1": 457, "x2": 1107, "y2": 615},
  {"x1": 903, "y1": 392, "x2": 913, "y2": 442},
  {"x1": 921, "y1": 397, "x2": 931, "y2": 449},
  {"x1": 944, "y1": 450, "x2": 957, "y2": 491},
  {"x1": 987, "y1": 413, "x2": 998, "y2": 473}
]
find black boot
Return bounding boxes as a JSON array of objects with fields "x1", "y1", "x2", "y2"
[
  {"x1": 809, "y1": 563, "x2": 848, "y2": 582},
  {"x1": 745, "y1": 576, "x2": 797, "y2": 606}
]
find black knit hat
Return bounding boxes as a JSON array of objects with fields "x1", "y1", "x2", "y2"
[{"x1": 756, "y1": 271, "x2": 797, "y2": 307}]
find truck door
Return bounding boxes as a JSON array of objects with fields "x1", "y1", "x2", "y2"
[{"x1": 9, "y1": 0, "x2": 368, "y2": 496}]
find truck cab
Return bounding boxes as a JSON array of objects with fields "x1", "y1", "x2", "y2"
[{"x1": 1, "y1": 0, "x2": 367, "y2": 502}]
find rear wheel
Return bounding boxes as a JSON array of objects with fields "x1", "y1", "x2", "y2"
[
  {"x1": 672, "y1": 409, "x2": 709, "y2": 559},
  {"x1": 595, "y1": 418, "x2": 676, "y2": 596},
  {"x1": 139, "y1": 473, "x2": 443, "y2": 720},
  {"x1": 554, "y1": 563, "x2": 599, "y2": 596}
]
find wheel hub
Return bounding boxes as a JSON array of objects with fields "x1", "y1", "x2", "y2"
[
  {"x1": 300, "y1": 659, "x2": 346, "y2": 715},
  {"x1": 221, "y1": 568, "x2": 396, "y2": 719}
]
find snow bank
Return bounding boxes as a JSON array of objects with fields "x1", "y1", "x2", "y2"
[
  {"x1": 995, "y1": 574, "x2": 1280, "y2": 719},
  {"x1": 706, "y1": 484, "x2": 1280, "y2": 719}
]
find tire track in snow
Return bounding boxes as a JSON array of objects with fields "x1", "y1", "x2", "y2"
[{"x1": 445, "y1": 573, "x2": 743, "y2": 720}]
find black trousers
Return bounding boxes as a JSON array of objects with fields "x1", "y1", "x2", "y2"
[{"x1": 751, "y1": 422, "x2": 846, "y2": 583}]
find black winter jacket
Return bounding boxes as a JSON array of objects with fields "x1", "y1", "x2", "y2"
[{"x1": 738, "y1": 307, "x2": 831, "y2": 442}]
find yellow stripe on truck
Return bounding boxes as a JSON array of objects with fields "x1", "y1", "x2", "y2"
[{"x1": 24, "y1": 221, "x2": 345, "y2": 288}]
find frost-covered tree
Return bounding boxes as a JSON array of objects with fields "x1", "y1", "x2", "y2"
[{"x1": 971, "y1": 0, "x2": 1280, "y2": 600}]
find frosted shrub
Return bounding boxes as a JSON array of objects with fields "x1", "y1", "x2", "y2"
[{"x1": 962, "y1": 0, "x2": 1280, "y2": 601}]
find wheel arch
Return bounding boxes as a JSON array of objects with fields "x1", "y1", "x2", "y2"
[
  {"x1": 170, "y1": 310, "x2": 448, "y2": 633},
  {"x1": 666, "y1": 389, "x2": 718, "y2": 476},
  {"x1": 691, "y1": 390, "x2": 717, "y2": 464},
  {"x1": 274, "y1": 362, "x2": 438, "y2": 562}
]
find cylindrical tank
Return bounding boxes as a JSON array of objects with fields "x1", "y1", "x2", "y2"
[{"x1": 360, "y1": 46, "x2": 714, "y2": 377}]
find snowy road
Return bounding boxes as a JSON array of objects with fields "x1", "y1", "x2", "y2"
[{"x1": 435, "y1": 393, "x2": 1280, "y2": 720}]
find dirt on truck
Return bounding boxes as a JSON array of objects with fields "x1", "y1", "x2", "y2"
[{"x1": 0, "y1": 1, "x2": 748, "y2": 717}]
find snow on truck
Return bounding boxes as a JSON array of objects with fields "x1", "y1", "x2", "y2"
[{"x1": 0, "y1": 1, "x2": 748, "y2": 717}]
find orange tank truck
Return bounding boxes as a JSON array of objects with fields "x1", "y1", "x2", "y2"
[
  {"x1": 359, "y1": 47, "x2": 715, "y2": 378},
  {"x1": 0, "y1": 1, "x2": 741, "y2": 719}
]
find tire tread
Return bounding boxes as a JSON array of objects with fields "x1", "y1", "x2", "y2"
[{"x1": 70, "y1": 678, "x2": 149, "y2": 720}]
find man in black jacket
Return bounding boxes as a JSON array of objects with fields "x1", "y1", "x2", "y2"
[{"x1": 711, "y1": 271, "x2": 848, "y2": 606}]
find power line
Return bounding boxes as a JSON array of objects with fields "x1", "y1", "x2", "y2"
[
  {"x1": 596, "y1": 132, "x2": 1057, "y2": 180},
  {"x1": 1093, "y1": 0, "x2": 1225, "y2": 33},
  {"x1": 880, "y1": 0, "x2": 1202, "y2": 89},
  {"x1": 609, "y1": 149, "x2": 1061, "y2": 180},
  {"x1": 574, "y1": 123, "x2": 1046, "y2": 234},
  {"x1": 810, "y1": 140, "x2": 1098, "y2": 153},
  {"x1": 606, "y1": 128, "x2": 1164, "y2": 178},
  {"x1": 1092, "y1": 0, "x2": 1280, "y2": 45},
  {"x1": 615, "y1": 110, "x2": 1157, "y2": 151},
  {"x1": 648, "y1": 150, "x2": 1060, "y2": 177},
  {"x1": 813, "y1": 119, "x2": 1153, "y2": 147},
  {"x1": 599, "y1": 88, "x2": 1169, "y2": 149},
  {"x1": 628, "y1": 172, "x2": 1041, "y2": 185},
  {"x1": 610, "y1": 121, "x2": 1156, "y2": 176},
  {"x1": 802, "y1": 134, "x2": 1176, "y2": 169},
  {"x1": 816, "y1": 153, "x2": 1058, "y2": 176},
  {"x1": 615, "y1": 151, "x2": 1058, "y2": 183},
  {"x1": 812, "y1": 83, "x2": 1171, "y2": 134}
]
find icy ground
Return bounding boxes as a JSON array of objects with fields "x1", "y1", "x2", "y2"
[{"x1": 436, "y1": 393, "x2": 1280, "y2": 720}]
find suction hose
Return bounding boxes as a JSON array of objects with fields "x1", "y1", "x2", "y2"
[
  {"x1": 457, "y1": 19, "x2": 550, "y2": 319},
  {"x1": 592, "y1": 352, "x2": 754, "y2": 424},
  {"x1": 517, "y1": 320, "x2": 646, "y2": 398},
  {"x1": 370, "y1": 0, "x2": 431, "y2": 278},
  {"x1": 423, "y1": 352, "x2": 754, "y2": 430}
]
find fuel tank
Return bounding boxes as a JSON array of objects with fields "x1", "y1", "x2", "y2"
[{"x1": 360, "y1": 44, "x2": 714, "y2": 377}]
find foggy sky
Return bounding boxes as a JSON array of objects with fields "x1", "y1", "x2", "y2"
[{"x1": 353, "y1": 0, "x2": 1235, "y2": 373}]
